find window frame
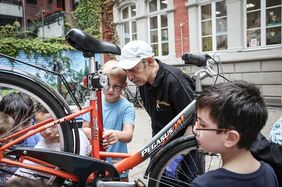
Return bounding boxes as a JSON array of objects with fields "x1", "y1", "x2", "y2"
[
  {"x1": 120, "y1": 4, "x2": 137, "y2": 45},
  {"x1": 147, "y1": 0, "x2": 169, "y2": 57},
  {"x1": 199, "y1": 0, "x2": 228, "y2": 52},
  {"x1": 244, "y1": 0, "x2": 282, "y2": 48}
]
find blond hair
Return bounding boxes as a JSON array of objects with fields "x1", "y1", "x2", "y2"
[
  {"x1": 0, "y1": 111, "x2": 14, "y2": 135},
  {"x1": 103, "y1": 60, "x2": 127, "y2": 84}
]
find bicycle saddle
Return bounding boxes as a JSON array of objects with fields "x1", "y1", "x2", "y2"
[{"x1": 65, "y1": 28, "x2": 121, "y2": 56}]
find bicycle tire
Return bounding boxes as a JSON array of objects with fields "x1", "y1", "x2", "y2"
[
  {"x1": 135, "y1": 87, "x2": 143, "y2": 108},
  {"x1": 148, "y1": 136, "x2": 221, "y2": 187},
  {"x1": 0, "y1": 69, "x2": 79, "y2": 185},
  {"x1": 124, "y1": 87, "x2": 143, "y2": 108},
  {"x1": 124, "y1": 88, "x2": 133, "y2": 102},
  {"x1": 0, "y1": 69, "x2": 78, "y2": 152}
]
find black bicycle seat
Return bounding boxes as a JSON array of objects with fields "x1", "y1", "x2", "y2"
[{"x1": 65, "y1": 28, "x2": 121, "y2": 56}]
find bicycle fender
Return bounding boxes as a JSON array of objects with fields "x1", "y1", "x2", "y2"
[{"x1": 144, "y1": 135, "x2": 197, "y2": 177}]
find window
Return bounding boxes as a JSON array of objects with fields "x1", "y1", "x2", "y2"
[
  {"x1": 121, "y1": 5, "x2": 137, "y2": 45},
  {"x1": 246, "y1": 0, "x2": 281, "y2": 47},
  {"x1": 148, "y1": 0, "x2": 169, "y2": 56},
  {"x1": 26, "y1": 0, "x2": 37, "y2": 4},
  {"x1": 200, "y1": 1, "x2": 227, "y2": 52}
]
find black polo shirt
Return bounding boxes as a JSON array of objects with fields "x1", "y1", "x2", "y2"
[{"x1": 139, "y1": 59, "x2": 195, "y2": 137}]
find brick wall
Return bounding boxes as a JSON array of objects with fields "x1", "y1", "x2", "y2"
[
  {"x1": 64, "y1": 0, "x2": 72, "y2": 14},
  {"x1": 173, "y1": 0, "x2": 189, "y2": 58},
  {"x1": 25, "y1": 0, "x2": 70, "y2": 21},
  {"x1": 102, "y1": 0, "x2": 116, "y2": 63}
]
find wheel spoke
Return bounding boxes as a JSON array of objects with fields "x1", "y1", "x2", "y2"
[
  {"x1": 148, "y1": 175, "x2": 188, "y2": 187},
  {"x1": 148, "y1": 138, "x2": 222, "y2": 187}
]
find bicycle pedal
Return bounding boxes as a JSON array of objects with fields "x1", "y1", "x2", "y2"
[{"x1": 134, "y1": 179, "x2": 146, "y2": 187}]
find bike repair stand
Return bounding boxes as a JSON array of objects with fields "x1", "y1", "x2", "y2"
[{"x1": 84, "y1": 52, "x2": 108, "y2": 159}]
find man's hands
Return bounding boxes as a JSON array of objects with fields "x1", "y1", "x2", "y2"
[{"x1": 102, "y1": 129, "x2": 119, "y2": 149}]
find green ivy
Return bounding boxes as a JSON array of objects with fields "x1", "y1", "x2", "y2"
[
  {"x1": 0, "y1": 37, "x2": 73, "y2": 57},
  {"x1": 0, "y1": 0, "x2": 103, "y2": 58},
  {"x1": 0, "y1": 21, "x2": 22, "y2": 38},
  {"x1": 73, "y1": 0, "x2": 102, "y2": 39}
]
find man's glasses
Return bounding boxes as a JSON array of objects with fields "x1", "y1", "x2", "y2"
[{"x1": 107, "y1": 84, "x2": 123, "y2": 91}]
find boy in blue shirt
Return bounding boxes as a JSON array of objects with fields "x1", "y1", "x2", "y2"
[
  {"x1": 192, "y1": 81, "x2": 278, "y2": 187},
  {"x1": 82, "y1": 60, "x2": 135, "y2": 181}
]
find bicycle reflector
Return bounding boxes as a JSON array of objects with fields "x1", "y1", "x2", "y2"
[{"x1": 82, "y1": 77, "x2": 88, "y2": 88}]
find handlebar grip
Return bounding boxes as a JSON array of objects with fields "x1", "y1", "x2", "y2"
[{"x1": 181, "y1": 53, "x2": 208, "y2": 67}]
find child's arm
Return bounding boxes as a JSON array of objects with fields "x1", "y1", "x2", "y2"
[
  {"x1": 102, "y1": 123, "x2": 134, "y2": 147},
  {"x1": 82, "y1": 121, "x2": 91, "y2": 140}
]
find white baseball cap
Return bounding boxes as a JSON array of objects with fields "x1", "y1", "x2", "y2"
[{"x1": 116, "y1": 40, "x2": 154, "y2": 69}]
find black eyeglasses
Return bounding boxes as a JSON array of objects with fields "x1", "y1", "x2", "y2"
[
  {"x1": 192, "y1": 127, "x2": 230, "y2": 136},
  {"x1": 192, "y1": 113, "x2": 231, "y2": 136},
  {"x1": 107, "y1": 84, "x2": 123, "y2": 91}
]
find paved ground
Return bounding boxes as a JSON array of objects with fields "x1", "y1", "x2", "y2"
[{"x1": 127, "y1": 107, "x2": 282, "y2": 183}]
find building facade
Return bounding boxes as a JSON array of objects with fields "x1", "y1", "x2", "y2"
[
  {"x1": 0, "y1": 1, "x2": 23, "y2": 26},
  {"x1": 113, "y1": 0, "x2": 282, "y2": 106},
  {"x1": 0, "y1": 0, "x2": 73, "y2": 38}
]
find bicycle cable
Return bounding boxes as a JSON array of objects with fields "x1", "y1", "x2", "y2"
[{"x1": 0, "y1": 53, "x2": 81, "y2": 109}]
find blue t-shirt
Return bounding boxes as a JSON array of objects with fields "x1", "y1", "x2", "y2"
[
  {"x1": 83, "y1": 96, "x2": 135, "y2": 154},
  {"x1": 17, "y1": 133, "x2": 42, "y2": 147},
  {"x1": 191, "y1": 161, "x2": 278, "y2": 187}
]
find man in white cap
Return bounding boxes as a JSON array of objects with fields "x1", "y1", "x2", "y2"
[{"x1": 116, "y1": 40, "x2": 195, "y2": 138}]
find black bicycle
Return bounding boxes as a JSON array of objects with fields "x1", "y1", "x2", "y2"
[{"x1": 124, "y1": 86, "x2": 143, "y2": 108}]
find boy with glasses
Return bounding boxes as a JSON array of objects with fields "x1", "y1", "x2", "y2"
[
  {"x1": 191, "y1": 81, "x2": 278, "y2": 187},
  {"x1": 82, "y1": 60, "x2": 135, "y2": 181}
]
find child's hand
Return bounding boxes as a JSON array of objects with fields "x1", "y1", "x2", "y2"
[{"x1": 102, "y1": 130, "x2": 119, "y2": 148}]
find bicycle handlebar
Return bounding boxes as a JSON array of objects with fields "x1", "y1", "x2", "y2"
[
  {"x1": 182, "y1": 53, "x2": 216, "y2": 80},
  {"x1": 182, "y1": 53, "x2": 211, "y2": 67}
]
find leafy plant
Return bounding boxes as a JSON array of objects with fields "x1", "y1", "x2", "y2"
[
  {"x1": 0, "y1": 21, "x2": 22, "y2": 38},
  {"x1": 0, "y1": 37, "x2": 73, "y2": 57},
  {"x1": 73, "y1": 0, "x2": 102, "y2": 38}
]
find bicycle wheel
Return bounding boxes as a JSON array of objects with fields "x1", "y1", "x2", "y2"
[
  {"x1": 0, "y1": 69, "x2": 78, "y2": 152},
  {"x1": 124, "y1": 87, "x2": 143, "y2": 108},
  {"x1": 148, "y1": 136, "x2": 222, "y2": 187},
  {"x1": 135, "y1": 87, "x2": 143, "y2": 108},
  {"x1": 0, "y1": 69, "x2": 79, "y2": 184}
]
